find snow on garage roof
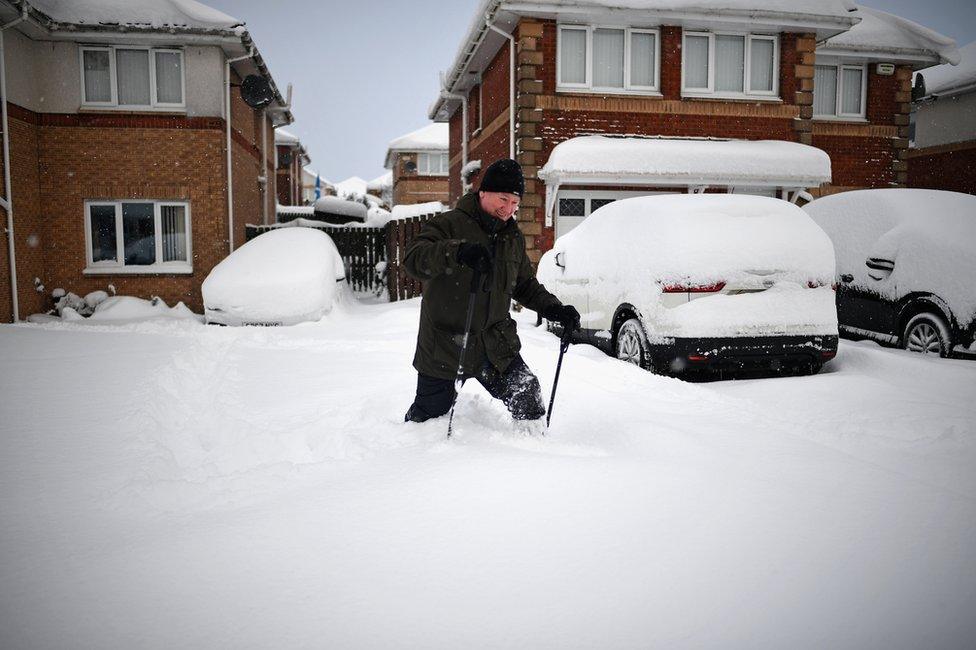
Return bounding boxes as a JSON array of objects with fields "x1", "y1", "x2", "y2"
[
  {"x1": 821, "y1": 5, "x2": 959, "y2": 66},
  {"x1": 539, "y1": 135, "x2": 831, "y2": 189},
  {"x1": 918, "y1": 40, "x2": 976, "y2": 97}
]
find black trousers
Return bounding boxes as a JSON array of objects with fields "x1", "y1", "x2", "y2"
[{"x1": 405, "y1": 354, "x2": 546, "y2": 422}]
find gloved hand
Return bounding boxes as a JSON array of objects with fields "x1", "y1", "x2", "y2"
[
  {"x1": 456, "y1": 242, "x2": 492, "y2": 273},
  {"x1": 543, "y1": 304, "x2": 581, "y2": 333}
]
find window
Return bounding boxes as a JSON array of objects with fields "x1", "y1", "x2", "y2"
[
  {"x1": 557, "y1": 25, "x2": 660, "y2": 92},
  {"x1": 813, "y1": 63, "x2": 866, "y2": 119},
  {"x1": 85, "y1": 201, "x2": 191, "y2": 273},
  {"x1": 418, "y1": 153, "x2": 448, "y2": 176},
  {"x1": 555, "y1": 191, "x2": 667, "y2": 237},
  {"x1": 80, "y1": 46, "x2": 185, "y2": 108},
  {"x1": 681, "y1": 32, "x2": 778, "y2": 98}
]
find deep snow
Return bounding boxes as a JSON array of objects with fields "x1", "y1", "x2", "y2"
[{"x1": 1, "y1": 295, "x2": 974, "y2": 649}]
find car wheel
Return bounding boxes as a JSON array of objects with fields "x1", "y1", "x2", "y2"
[
  {"x1": 903, "y1": 313, "x2": 950, "y2": 357},
  {"x1": 615, "y1": 318, "x2": 652, "y2": 370}
]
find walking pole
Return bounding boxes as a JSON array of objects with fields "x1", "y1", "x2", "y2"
[
  {"x1": 546, "y1": 329, "x2": 572, "y2": 428},
  {"x1": 447, "y1": 269, "x2": 482, "y2": 438}
]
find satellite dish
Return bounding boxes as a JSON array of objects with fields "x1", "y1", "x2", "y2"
[
  {"x1": 279, "y1": 150, "x2": 293, "y2": 167},
  {"x1": 241, "y1": 74, "x2": 274, "y2": 108},
  {"x1": 404, "y1": 160, "x2": 417, "y2": 173},
  {"x1": 911, "y1": 74, "x2": 926, "y2": 102}
]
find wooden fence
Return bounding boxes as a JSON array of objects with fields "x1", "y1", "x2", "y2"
[{"x1": 245, "y1": 213, "x2": 435, "y2": 301}]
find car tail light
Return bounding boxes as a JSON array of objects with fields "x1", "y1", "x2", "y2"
[
  {"x1": 687, "y1": 354, "x2": 709, "y2": 362},
  {"x1": 662, "y1": 281, "x2": 726, "y2": 293}
]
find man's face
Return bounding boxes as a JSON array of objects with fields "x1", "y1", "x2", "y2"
[{"x1": 478, "y1": 191, "x2": 521, "y2": 221}]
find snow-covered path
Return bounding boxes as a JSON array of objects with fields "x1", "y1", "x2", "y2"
[{"x1": 2, "y1": 295, "x2": 975, "y2": 649}]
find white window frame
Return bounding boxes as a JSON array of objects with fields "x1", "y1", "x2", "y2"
[
  {"x1": 417, "y1": 152, "x2": 448, "y2": 176},
  {"x1": 83, "y1": 200, "x2": 193, "y2": 275},
  {"x1": 681, "y1": 31, "x2": 780, "y2": 100},
  {"x1": 812, "y1": 61, "x2": 868, "y2": 120},
  {"x1": 556, "y1": 190, "x2": 670, "y2": 238},
  {"x1": 79, "y1": 45, "x2": 186, "y2": 110},
  {"x1": 556, "y1": 24, "x2": 661, "y2": 95}
]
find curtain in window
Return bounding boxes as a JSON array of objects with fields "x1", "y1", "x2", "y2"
[
  {"x1": 715, "y1": 35, "x2": 745, "y2": 92},
  {"x1": 83, "y1": 50, "x2": 112, "y2": 103},
  {"x1": 122, "y1": 203, "x2": 155, "y2": 265},
  {"x1": 814, "y1": 65, "x2": 838, "y2": 115},
  {"x1": 684, "y1": 35, "x2": 709, "y2": 88},
  {"x1": 161, "y1": 205, "x2": 187, "y2": 262},
  {"x1": 749, "y1": 39, "x2": 774, "y2": 92},
  {"x1": 155, "y1": 51, "x2": 183, "y2": 104},
  {"x1": 559, "y1": 29, "x2": 586, "y2": 84},
  {"x1": 117, "y1": 49, "x2": 151, "y2": 105},
  {"x1": 593, "y1": 28, "x2": 624, "y2": 88},
  {"x1": 842, "y1": 67, "x2": 863, "y2": 114},
  {"x1": 440, "y1": 153, "x2": 449, "y2": 174},
  {"x1": 630, "y1": 32, "x2": 656, "y2": 87},
  {"x1": 89, "y1": 205, "x2": 117, "y2": 262}
]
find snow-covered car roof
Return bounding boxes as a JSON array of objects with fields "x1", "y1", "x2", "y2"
[
  {"x1": 539, "y1": 194, "x2": 835, "y2": 290},
  {"x1": 313, "y1": 196, "x2": 368, "y2": 221},
  {"x1": 202, "y1": 228, "x2": 346, "y2": 326},
  {"x1": 803, "y1": 189, "x2": 976, "y2": 326}
]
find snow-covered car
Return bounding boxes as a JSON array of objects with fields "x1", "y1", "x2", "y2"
[
  {"x1": 537, "y1": 194, "x2": 839, "y2": 377},
  {"x1": 202, "y1": 227, "x2": 346, "y2": 326},
  {"x1": 803, "y1": 189, "x2": 976, "y2": 359}
]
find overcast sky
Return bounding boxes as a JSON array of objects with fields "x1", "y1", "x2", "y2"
[{"x1": 204, "y1": 1, "x2": 975, "y2": 185}]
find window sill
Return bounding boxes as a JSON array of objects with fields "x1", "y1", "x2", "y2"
[
  {"x1": 812, "y1": 116, "x2": 869, "y2": 123},
  {"x1": 78, "y1": 105, "x2": 187, "y2": 115},
  {"x1": 84, "y1": 264, "x2": 193, "y2": 276},
  {"x1": 681, "y1": 93, "x2": 782, "y2": 103},
  {"x1": 557, "y1": 87, "x2": 663, "y2": 98}
]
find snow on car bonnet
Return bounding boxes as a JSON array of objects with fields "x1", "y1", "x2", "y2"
[
  {"x1": 804, "y1": 189, "x2": 976, "y2": 327},
  {"x1": 202, "y1": 227, "x2": 346, "y2": 325},
  {"x1": 541, "y1": 194, "x2": 834, "y2": 288}
]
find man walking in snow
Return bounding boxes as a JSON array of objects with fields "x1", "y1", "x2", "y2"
[{"x1": 403, "y1": 158, "x2": 580, "y2": 428}]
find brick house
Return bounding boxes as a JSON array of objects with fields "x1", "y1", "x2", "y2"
[
  {"x1": 908, "y1": 40, "x2": 975, "y2": 196},
  {"x1": 275, "y1": 127, "x2": 310, "y2": 206},
  {"x1": 428, "y1": 1, "x2": 958, "y2": 262},
  {"x1": 0, "y1": 0, "x2": 293, "y2": 322},
  {"x1": 383, "y1": 123, "x2": 450, "y2": 207}
]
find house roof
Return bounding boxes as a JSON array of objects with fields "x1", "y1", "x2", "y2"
[
  {"x1": 274, "y1": 128, "x2": 300, "y2": 145},
  {"x1": 429, "y1": 0, "x2": 860, "y2": 120},
  {"x1": 383, "y1": 123, "x2": 449, "y2": 169},
  {"x1": 539, "y1": 135, "x2": 831, "y2": 189},
  {"x1": 367, "y1": 171, "x2": 393, "y2": 191},
  {"x1": 820, "y1": 5, "x2": 959, "y2": 67},
  {"x1": 3, "y1": 0, "x2": 293, "y2": 125},
  {"x1": 918, "y1": 40, "x2": 976, "y2": 98},
  {"x1": 334, "y1": 176, "x2": 369, "y2": 198}
]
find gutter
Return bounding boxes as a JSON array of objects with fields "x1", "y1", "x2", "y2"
[
  {"x1": 1, "y1": 3, "x2": 27, "y2": 322},
  {"x1": 485, "y1": 15, "x2": 515, "y2": 159},
  {"x1": 225, "y1": 48, "x2": 254, "y2": 254}
]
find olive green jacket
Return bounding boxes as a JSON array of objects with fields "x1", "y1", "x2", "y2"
[{"x1": 404, "y1": 192, "x2": 561, "y2": 379}]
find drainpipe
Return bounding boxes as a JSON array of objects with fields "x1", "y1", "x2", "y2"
[
  {"x1": 225, "y1": 48, "x2": 253, "y2": 254},
  {"x1": 260, "y1": 107, "x2": 268, "y2": 224},
  {"x1": 485, "y1": 16, "x2": 515, "y2": 159},
  {"x1": 1, "y1": 5, "x2": 27, "y2": 321},
  {"x1": 440, "y1": 74, "x2": 468, "y2": 192}
]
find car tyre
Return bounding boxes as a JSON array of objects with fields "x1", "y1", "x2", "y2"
[
  {"x1": 615, "y1": 318, "x2": 652, "y2": 370},
  {"x1": 903, "y1": 312, "x2": 950, "y2": 357}
]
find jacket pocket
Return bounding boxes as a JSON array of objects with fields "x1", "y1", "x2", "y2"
[{"x1": 484, "y1": 317, "x2": 521, "y2": 358}]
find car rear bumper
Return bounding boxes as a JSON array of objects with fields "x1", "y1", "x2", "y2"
[{"x1": 649, "y1": 334, "x2": 839, "y2": 374}]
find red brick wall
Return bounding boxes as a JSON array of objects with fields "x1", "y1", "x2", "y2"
[
  {"x1": 482, "y1": 40, "x2": 512, "y2": 130},
  {"x1": 812, "y1": 134, "x2": 897, "y2": 187},
  {"x1": 660, "y1": 27, "x2": 682, "y2": 100},
  {"x1": 908, "y1": 142, "x2": 976, "y2": 195}
]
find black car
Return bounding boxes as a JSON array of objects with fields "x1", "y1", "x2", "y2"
[{"x1": 804, "y1": 189, "x2": 976, "y2": 359}]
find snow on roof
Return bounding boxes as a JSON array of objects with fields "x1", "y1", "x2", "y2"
[
  {"x1": 919, "y1": 40, "x2": 976, "y2": 97},
  {"x1": 313, "y1": 196, "x2": 368, "y2": 220},
  {"x1": 822, "y1": 6, "x2": 959, "y2": 65},
  {"x1": 384, "y1": 124, "x2": 449, "y2": 168},
  {"x1": 28, "y1": 0, "x2": 243, "y2": 31},
  {"x1": 275, "y1": 128, "x2": 300, "y2": 145},
  {"x1": 539, "y1": 136, "x2": 831, "y2": 205},
  {"x1": 334, "y1": 176, "x2": 368, "y2": 198},
  {"x1": 430, "y1": 0, "x2": 858, "y2": 120},
  {"x1": 367, "y1": 171, "x2": 393, "y2": 191},
  {"x1": 390, "y1": 202, "x2": 447, "y2": 219}
]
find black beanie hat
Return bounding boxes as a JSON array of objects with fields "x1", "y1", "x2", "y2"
[{"x1": 478, "y1": 158, "x2": 524, "y2": 197}]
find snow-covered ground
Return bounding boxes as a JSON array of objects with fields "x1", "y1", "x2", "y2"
[{"x1": 1, "y1": 293, "x2": 974, "y2": 649}]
